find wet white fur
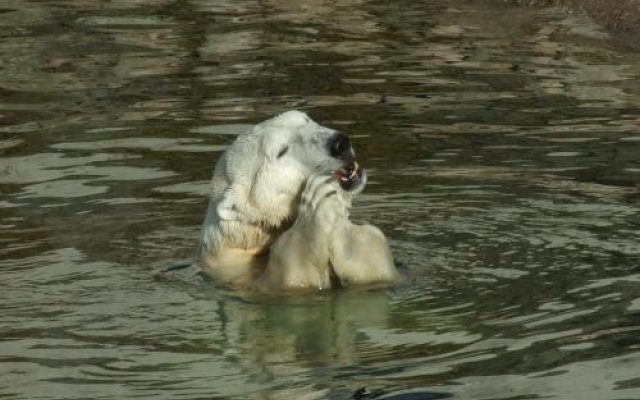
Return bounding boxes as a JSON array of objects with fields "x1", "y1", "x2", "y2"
[{"x1": 199, "y1": 110, "x2": 398, "y2": 290}]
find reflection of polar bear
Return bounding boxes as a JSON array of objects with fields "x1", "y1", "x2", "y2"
[{"x1": 199, "y1": 111, "x2": 398, "y2": 290}]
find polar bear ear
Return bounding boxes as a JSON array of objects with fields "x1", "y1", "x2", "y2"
[{"x1": 216, "y1": 190, "x2": 240, "y2": 221}]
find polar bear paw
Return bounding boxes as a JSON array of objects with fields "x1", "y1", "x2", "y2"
[{"x1": 297, "y1": 174, "x2": 350, "y2": 233}]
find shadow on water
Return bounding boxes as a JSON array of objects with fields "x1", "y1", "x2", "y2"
[{"x1": 2, "y1": 0, "x2": 640, "y2": 399}]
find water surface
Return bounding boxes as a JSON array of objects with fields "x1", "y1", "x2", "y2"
[{"x1": 2, "y1": 1, "x2": 640, "y2": 399}]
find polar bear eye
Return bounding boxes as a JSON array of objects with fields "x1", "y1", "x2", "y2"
[{"x1": 277, "y1": 146, "x2": 289, "y2": 158}]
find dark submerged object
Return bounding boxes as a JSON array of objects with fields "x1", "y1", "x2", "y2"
[{"x1": 351, "y1": 387, "x2": 452, "y2": 400}]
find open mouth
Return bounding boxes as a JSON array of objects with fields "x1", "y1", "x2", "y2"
[{"x1": 334, "y1": 160, "x2": 364, "y2": 191}]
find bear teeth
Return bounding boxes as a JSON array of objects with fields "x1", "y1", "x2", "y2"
[{"x1": 335, "y1": 161, "x2": 359, "y2": 185}]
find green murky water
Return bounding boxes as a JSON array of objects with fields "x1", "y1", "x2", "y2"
[{"x1": 2, "y1": 1, "x2": 640, "y2": 399}]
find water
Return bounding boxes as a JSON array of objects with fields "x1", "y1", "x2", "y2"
[{"x1": 2, "y1": 1, "x2": 640, "y2": 399}]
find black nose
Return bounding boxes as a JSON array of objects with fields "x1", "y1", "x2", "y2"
[{"x1": 328, "y1": 132, "x2": 353, "y2": 159}]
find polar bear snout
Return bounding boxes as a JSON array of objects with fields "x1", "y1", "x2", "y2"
[
  {"x1": 326, "y1": 132, "x2": 366, "y2": 192},
  {"x1": 328, "y1": 132, "x2": 354, "y2": 160}
]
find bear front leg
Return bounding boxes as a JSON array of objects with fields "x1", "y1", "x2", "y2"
[
  {"x1": 258, "y1": 175, "x2": 350, "y2": 290},
  {"x1": 329, "y1": 222, "x2": 399, "y2": 286}
]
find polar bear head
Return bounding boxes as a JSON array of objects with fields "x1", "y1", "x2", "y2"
[{"x1": 201, "y1": 110, "x2": 365, "y2": 255}]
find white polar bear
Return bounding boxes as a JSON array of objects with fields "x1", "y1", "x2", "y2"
[{"x1": 198, "y1": 110, "x2": 398, "y2": 290}]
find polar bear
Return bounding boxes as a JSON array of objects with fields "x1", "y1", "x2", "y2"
[{"x1": 198, "y1": 110, "x2": 398, "y2": 290}]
